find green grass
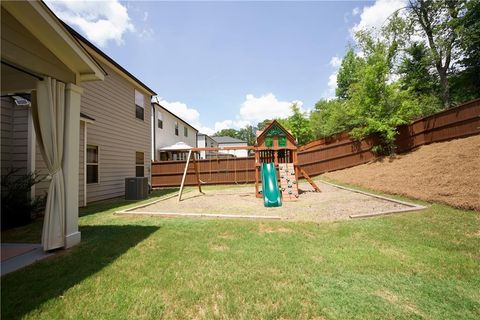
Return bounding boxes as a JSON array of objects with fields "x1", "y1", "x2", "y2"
[{"x1": 1, "y1": 186, "x2": 479, "y2": 319}]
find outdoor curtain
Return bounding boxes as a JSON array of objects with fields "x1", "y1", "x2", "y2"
[{"x1": 32, "y1": 77, "x2": 66, "y2": 251}]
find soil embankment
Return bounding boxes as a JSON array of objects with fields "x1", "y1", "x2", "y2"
[{"x1": 323, "y1": 135, "x2": 480, "y2": 211}]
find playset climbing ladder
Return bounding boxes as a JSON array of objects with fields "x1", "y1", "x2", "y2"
[{"x1": 278, "y1": 163, "x2": 299, "y2": 201}]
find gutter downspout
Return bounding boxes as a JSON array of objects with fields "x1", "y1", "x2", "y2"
[{"x1": 152, "y1": 103, "x2": 156, "y2": 161}]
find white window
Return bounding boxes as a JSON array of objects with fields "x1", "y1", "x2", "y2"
[
  {"x1": 136, "y1": 151, "x2": 144, "y2": 177},
  {"x1": 157, "y1": 112, "x2": 163, "y2": 129},
  {"x1": 87, "y1": 145, "x2": 99, "y2": 184},
  {"x1": 135, "y1": 90, "x2": 145, "y2": 120}
]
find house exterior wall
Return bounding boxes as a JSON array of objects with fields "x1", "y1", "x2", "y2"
[
  {"x1": 217, "y1": 142, "x2": 249, "y2": 157},
  {"x1": 0, "y1": 97, "x2": 83, "y2": 204},
  {"x1": 197, "y1": 134, "x2": 218, "y2": 159},
  {"x1": 1, "y1": 97, "x2": 29, "y2": 177},
  {"x1": 80, "y1": 62, "x2": 152, "y2": 203},
  {"x1": 153, "y1": 104, "x2": 197, "y2": 159}
]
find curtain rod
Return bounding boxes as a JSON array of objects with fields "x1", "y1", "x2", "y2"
[{"x1": 1, "y1": 61, "x2": 44, "y2": 81}]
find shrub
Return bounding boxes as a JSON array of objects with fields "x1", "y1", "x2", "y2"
[{"x1": 1, "y1": 169, "x2": 46, "y2": 230}]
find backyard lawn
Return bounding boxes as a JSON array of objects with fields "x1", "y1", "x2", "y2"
[{"x1": 1, "y1": 185, "x2": 479, "y2": 319}]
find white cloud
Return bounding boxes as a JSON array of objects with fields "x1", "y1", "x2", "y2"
[
  {"x1": 45, "y1": 0, "x2": 135, "y2": 47},
  {"x1": 209, "y1": 94, "x2": 302, "y2": 133},
  {"x1": 351, "y1": 0, "x2": 406, "y2": 35},
  {"x1": 322, "y1": 71, "x2": 338, "y2": 100},
  {"x1": 239, "y1": 93, "x2": 302, "y2": 123},
  {"x1": 328, "y1": 72, "x2": 338, "y2": 95},
  {"x1": 157, "y1": 98, "x2": 201, "y2": 127},
  {"x1": 139, "y1": 27, "x2": 154, "y2": 39},
  {"x1": 322, "y1": 54, "x2": 342, "y2": 99},
  {"x1": 198, "y1": 126, "x2": 216, "y2": 136},
  {"x1": 330, "y1": 56, "x2": 342, "y2": 68},
  {"x1": 213, "y1": 120, "x2": 233, "y2": 132},
  {"x1": 352, "y1": 7, "x2": 361, "y2": 16}
]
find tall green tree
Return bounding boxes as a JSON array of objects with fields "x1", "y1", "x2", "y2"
[
  {"x1": 398, "y1": 42, "x2": 438, "y2": 95},
  {"x1": 213, "y1": 128, "x2": 240, "y2": 139},
  {"x1": 450, "y1": 0, "x2": 480, "y2": 103},
  {"x1": 398, "y1": 42, "x2": 443, "y2": 116},
  {"x1": 256, "y1": 120, "x2": 271, "y2": 131},
  {"x1": 282, "y1": 103, "x2": 313, "y2": 145},
  {"x1": 407, "y1": 0, "x2": 465, "y2": 107},
  {"x1": 237, "y1": 125, "x2": 257, "y2": 146},
  {"x1": 336, "y1": 48, "x2": 363, "y2": 99},
  {"x1": 310, "y1": 99, "x2": 352, "y2": 138},
  {"x1": 346, "y1": 31, "x2": 424, "y2": 153}
]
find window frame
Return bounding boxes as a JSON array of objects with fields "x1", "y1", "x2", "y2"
[
  {"x1": 134, "y1": 89, "x2": 145, "y2": 121},
  {"x1": 135, "y1": 151, "x2": 145, "y2": 177},
  {"x1": 86, "y1": 145, "x2": 99, "y2": 184},
  {"x1": 157, "y1": 118, "x2": 163, "y2": 129},
  {"x1": 174, "y1": 122, "x2": 179, "y2": 136},
  {"x1": 184, "y1": 126, "x2": 188, "y2": 137}
]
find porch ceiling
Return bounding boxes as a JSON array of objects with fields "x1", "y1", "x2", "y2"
[{"x1": 1, "y1": 1, "x2": 104, "y2": 84}]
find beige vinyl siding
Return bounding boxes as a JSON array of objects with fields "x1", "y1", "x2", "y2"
[
  {"x1": 35, "y1": 120, "x2": 85, "y2": 207},
  {"x1": 81, "y1": 62, "x2": 151, "y2": 203},
  {"x1": 1, "y1": 97, "x2": 29, "y2": 177},
  {"x1": 1, "y1": 97, "x2": 14, "y2": 175}
]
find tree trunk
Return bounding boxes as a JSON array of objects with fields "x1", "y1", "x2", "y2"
[{"x1": 438, "y1": 67, "x2": 450, "y2": 107}]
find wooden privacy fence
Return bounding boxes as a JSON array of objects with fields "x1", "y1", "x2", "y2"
[
  {"x1": 151, "y1": 156, "x2": 256, "y2": 187},
  {"x1": 151, "y1": 98, "x2": 480, "y2": 188}
]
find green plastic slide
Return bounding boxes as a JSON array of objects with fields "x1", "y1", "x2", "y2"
[{"x1": 261, "y1": 162, "x2": 282, "y2": 207}]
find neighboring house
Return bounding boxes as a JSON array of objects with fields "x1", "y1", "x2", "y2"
[
  {"x1": 212, "y1": 136, "x2": 249, "y2": 157},
  {"x1": 197, "y1": 133, "x2": 219, "y2": 159},
  {"x1": 152, "y1": 102, "x2": 198, "y2": 161}
]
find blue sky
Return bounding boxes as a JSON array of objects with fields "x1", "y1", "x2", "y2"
[{"x1": 45, "y1": 0, "x2": 405, "y2": 134}]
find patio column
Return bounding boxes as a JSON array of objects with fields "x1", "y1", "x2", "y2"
[{"x1": 63, "y1": 83, "x2": 83, "y2": 248}]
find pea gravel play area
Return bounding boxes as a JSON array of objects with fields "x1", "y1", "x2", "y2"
[{"x1": 119, "y1": 181, "x2": 424, "y2": 222}]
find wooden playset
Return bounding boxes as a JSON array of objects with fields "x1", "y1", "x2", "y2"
[
  {"x1": 254, "y1": 120, "x2": 320, "y2": 201},
  {"x1": 177, "y1": 120, "x2": 320, "y2": 205}
]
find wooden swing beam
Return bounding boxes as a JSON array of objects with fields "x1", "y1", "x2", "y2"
[{"x1": 177, "y1": 150, "x2": 204, "y2": 202}]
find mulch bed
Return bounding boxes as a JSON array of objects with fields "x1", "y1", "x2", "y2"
[{"x1": 323, "y1": 135, "x2": 480, "y2": 211}]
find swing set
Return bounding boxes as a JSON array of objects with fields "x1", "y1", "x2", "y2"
[{"x1": 177, "y1": 120, "x2": 320, "y2": 206}]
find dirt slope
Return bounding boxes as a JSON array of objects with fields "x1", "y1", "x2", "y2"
[{"x1": 323, "y1": 135, "x2": 480, "y2": 211}]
